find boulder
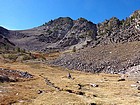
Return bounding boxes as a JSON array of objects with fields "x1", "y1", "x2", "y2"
[
  {"x1": 0, "y1": 75, "x2": 10, "y2": 83},
  {"x1": 137, "y1": 86, "x2": 140, "y2": 90}
]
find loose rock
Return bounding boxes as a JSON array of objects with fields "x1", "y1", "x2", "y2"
[
  {"x1": 0, "y1": 75, "x2": 10, "y2": 83},
  {"x1": 118, "y1": 78, "x2": 125, "y2": 81},
  {"x1": 67, "y1": 73, "x2": 72, "y2": 79},
  {"x1": 137, "y1": 81, "x2": 140, "y2": 84},
  {"x1": 90, "y1": 103, "x2": 96, "y2": 105},
  {"x1": 37, "y1": 90, "x2": 43, "y2": 94},
  {"x1": 90, "y1": 83, "x2": 99, "y2": 87},
  {"x1": 137, "y1": 86, "x2": 140, "y2": 90},
  {"x1": 131, "y1": 84, "x2": 137, "y2": 87}
]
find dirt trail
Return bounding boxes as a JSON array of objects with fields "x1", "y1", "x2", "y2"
[{"x1": 0, "y1": 61, "x2": 140, "y2": 105}]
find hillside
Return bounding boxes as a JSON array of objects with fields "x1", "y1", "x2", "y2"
[
  {"x1": 0, "y1": 10, "x2": 139, "y2": 74},
  {"x1": 9, "y1": 17, "x2": 97, "y2": 52},
  {"x1": 51, "y1": 41, "x2": 140, "y2": 74},
  {"x1": 0, "y1": 34, "x2": 15, "y2": 49},
  {"x1": 0, "y1": 10, "x2": 140, "y2": 105},
  {"x1": 0, "y1": 27, "x2": 15, "y2": 51},
  {"x1": 1, "y1": 60, "x2": 140, "y2": 105},
  {"x1": 0, "y1": 11, "x2": 140, "y2": 52}
]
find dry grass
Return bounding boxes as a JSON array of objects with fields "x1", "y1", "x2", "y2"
[{"x1": 0, "y1": 61, "x2": 140, "y2": 105}]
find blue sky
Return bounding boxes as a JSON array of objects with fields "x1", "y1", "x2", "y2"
[{"x1": 0, "y1": 0, "x2": 140, "y2": 30}]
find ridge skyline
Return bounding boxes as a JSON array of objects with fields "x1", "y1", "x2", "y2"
[
  {"x1": 1, "y1": 9, "x2": 139, "y2": 31},
  {"x1": 0, "y1": 0, "x2": 139, "y2": 30}
]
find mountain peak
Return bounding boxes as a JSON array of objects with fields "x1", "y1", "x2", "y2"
[{"x1": 0, "y1": 10, "x2": 140, "y2": 52}]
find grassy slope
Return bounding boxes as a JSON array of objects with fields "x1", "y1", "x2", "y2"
[{"x1": 0, "y1": 60, "x2": 140, "y2": 105}]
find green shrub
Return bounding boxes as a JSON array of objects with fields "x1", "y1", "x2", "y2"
[
  {"x1": 20, "y1": 49, "x2": 26, "y2": 53},
  {"x1": 39, "y1": 54, "x2": 46, "y2": 61},
  {"x1": 16, "y1": 47, "x2": 21, "y2": 52},
  {"x1": 3, "y1": 54, "x2": 18, "y2": 61},
  {"x1": 22, "y1": 54, "x2": 32, "y2": 60}
]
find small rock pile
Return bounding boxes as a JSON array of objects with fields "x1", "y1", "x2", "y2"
[{"x1": 0, "y1": 68, "x2": 33, "y2": 82}]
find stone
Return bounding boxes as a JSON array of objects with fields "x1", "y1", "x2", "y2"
[
  {"x1": 90, "y1": 83, "x2": 99, "y2": 87},
  {"x1": 137, "y1": 86, "x2": 140, "y2": 90},
  {"x1": 90, "y1": 103, "x2": 96, "y2": 105},
  {"x1": 93, "y1": 94, "x2": 97, "y2": 97},
  {"x1": 0, "y1": 75, "x2": 10, "y2": 83},
  {"x1": 67, "y1": 73, "x2": 72, "y2": 79},
  {"x1": 131, "y1": 84, "x2": 137, "y2": 87},
  {"x1": 118, "y1": 78, "x2": 125, "y2": 81},
  {"x1": 37, "y1": 90, "x2": 43, "y2": 94},
  {"x1": 78, "y1": 84, "x2": 84, "y2": 89},
  {"x1": 76, "y1": 91, "x2": 85, "y2": 95},
  {"x1": 66, "y1": 89, "x2": 73, "y2": 93},
  {"x1": 137, "y1": 81, "x2": 140, "y2": 84}
]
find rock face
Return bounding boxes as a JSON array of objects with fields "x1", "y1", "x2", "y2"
[{"x1": 95, "y1": 10, "x2": 140, "y2": 46}]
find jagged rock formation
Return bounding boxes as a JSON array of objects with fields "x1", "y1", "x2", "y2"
[{"x1": 95, "y1": 10, "x2": 140, "y2": 46}]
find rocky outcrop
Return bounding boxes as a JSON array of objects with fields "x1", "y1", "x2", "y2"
[{"x1": 95, "y1": 10, "x2": 140, "y2": 46}]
